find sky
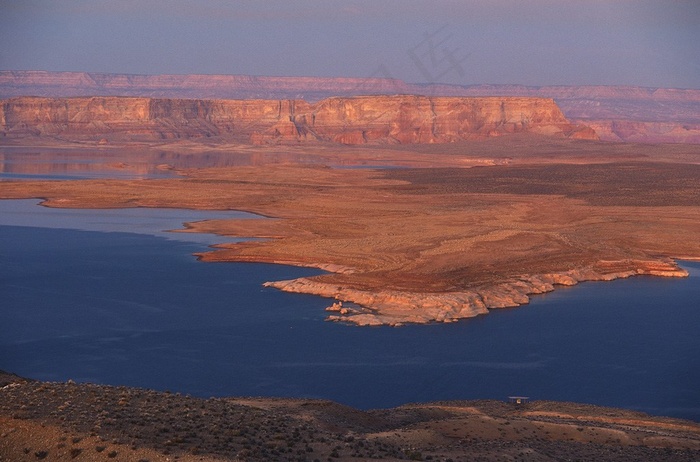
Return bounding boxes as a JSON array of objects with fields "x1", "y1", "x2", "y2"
[{"x1": 0, "y1": 0, "x2": 698, "y2": 88}]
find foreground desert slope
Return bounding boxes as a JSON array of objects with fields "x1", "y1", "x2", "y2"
[
  {"x1": 2, "y1": 138, "x2": 699, "y2": 326},
  {"x1": 0, "y1": 95, "x2": 595, "y2": 144},
  {"x1": 2, "y1": 70, "x2": 698, "y2": 143},
  {"x1": 1, "y1": 371, "x2": 699, "y2": 462}
]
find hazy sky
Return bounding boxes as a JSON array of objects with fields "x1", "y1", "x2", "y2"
[{"x1": 1, "y1": 0, "x2": 698, "y2": 88}]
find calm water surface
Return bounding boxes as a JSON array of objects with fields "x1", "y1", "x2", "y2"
[
  {"x1": 0, "y1": 148, "x2": 177, "y2": 180},
  {"x1": 0, "y1": 146, "x2": 402, "y2": 181},
  {"x1": 0, "y1": 200, "x2": 698, "y2": 421}
]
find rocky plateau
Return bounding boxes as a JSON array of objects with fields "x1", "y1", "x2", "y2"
[
  {"x1": 2, "y1": 70, "x2": 698, "y2": 143},
  {"x1": 0, "y1": 95, "x2": 595, "y2": 144}
]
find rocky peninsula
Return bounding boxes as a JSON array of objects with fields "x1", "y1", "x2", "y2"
[
  {"x1": 268, "y1": 260, "x2": 688, "y2": 326},
  {"x1": 1, "y1": 133, "x2": 699, "y2": 326}
]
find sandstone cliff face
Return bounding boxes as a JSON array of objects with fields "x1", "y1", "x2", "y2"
[
  {"x1": 0, "y1": 95, "x2": 593, "y2": 143},
  {"x1": 291, "y1": 95, "x2": 584, "y2": 143},
  {"x1": 0, "y1": 97, "x2": 309, "y2": 141}
]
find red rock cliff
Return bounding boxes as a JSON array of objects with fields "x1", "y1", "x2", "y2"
[{"x1": 0, "y1": 95, "x2": 594, "y2": 143}]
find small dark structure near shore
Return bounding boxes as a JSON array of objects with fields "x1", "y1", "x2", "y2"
[{"x1": 508, "y1": 396, "x2": 530, "y2": 405}]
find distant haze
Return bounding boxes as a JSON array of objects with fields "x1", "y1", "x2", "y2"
[{"x1": 0, "y1": 0, "x2": 698, "y2": 89}]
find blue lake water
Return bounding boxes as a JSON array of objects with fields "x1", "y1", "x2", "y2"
[{"x1": 0, "y1": 200, "x2": 698, "y2": 421}]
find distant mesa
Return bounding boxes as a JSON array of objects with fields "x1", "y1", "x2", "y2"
[
  {"x1": 2, "y1": 70, "x2": 699, "y2": 143},
  {"x1": 0, "y1": 95, "x2": 596, "y2": 144}
]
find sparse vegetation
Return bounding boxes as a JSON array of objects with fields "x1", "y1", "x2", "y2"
[{"x1": 1, "y1": 371, "x2": 699, "y2": 462}]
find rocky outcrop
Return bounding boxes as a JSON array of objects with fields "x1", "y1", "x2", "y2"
[
  {"x1": 264, "y1": 259, "x2": 688, "y2": 326},
  {"x1": 0, "y1": 95, "x2": 594, "y2": 143}
]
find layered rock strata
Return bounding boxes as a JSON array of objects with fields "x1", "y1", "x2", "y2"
[
  {"x1": 0, "y1": 95, "x2": 595, "y2": 143},
  {"x1": 265, "y1": 260, "x2": 687, "y2": 326}
]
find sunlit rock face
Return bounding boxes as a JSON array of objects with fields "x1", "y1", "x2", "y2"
[
  {"x1": 0, "y1": 95, "x2": 594, "y2": 143},
  {"x1": 305, "y1": 95, "x2": 590, "y2": 143}
]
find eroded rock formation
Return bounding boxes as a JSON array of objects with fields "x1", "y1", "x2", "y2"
[{"x1": 0, "y1": 95, "x2": 595, "y2": 143}]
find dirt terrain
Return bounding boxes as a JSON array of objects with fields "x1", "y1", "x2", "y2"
[{"x1": 1, "y1": 371, "x2": 699, "y2": 462}]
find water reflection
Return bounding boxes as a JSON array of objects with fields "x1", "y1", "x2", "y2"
[
  {"x1": 0, "y1": 145, "x2": 424, "y2": 180},
  {"x1": 0, "y1": 147, "x2": 176, "y2": 180},
  {"x1": 0, "y1": 147, "x2": 324, "y2": 180}
]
